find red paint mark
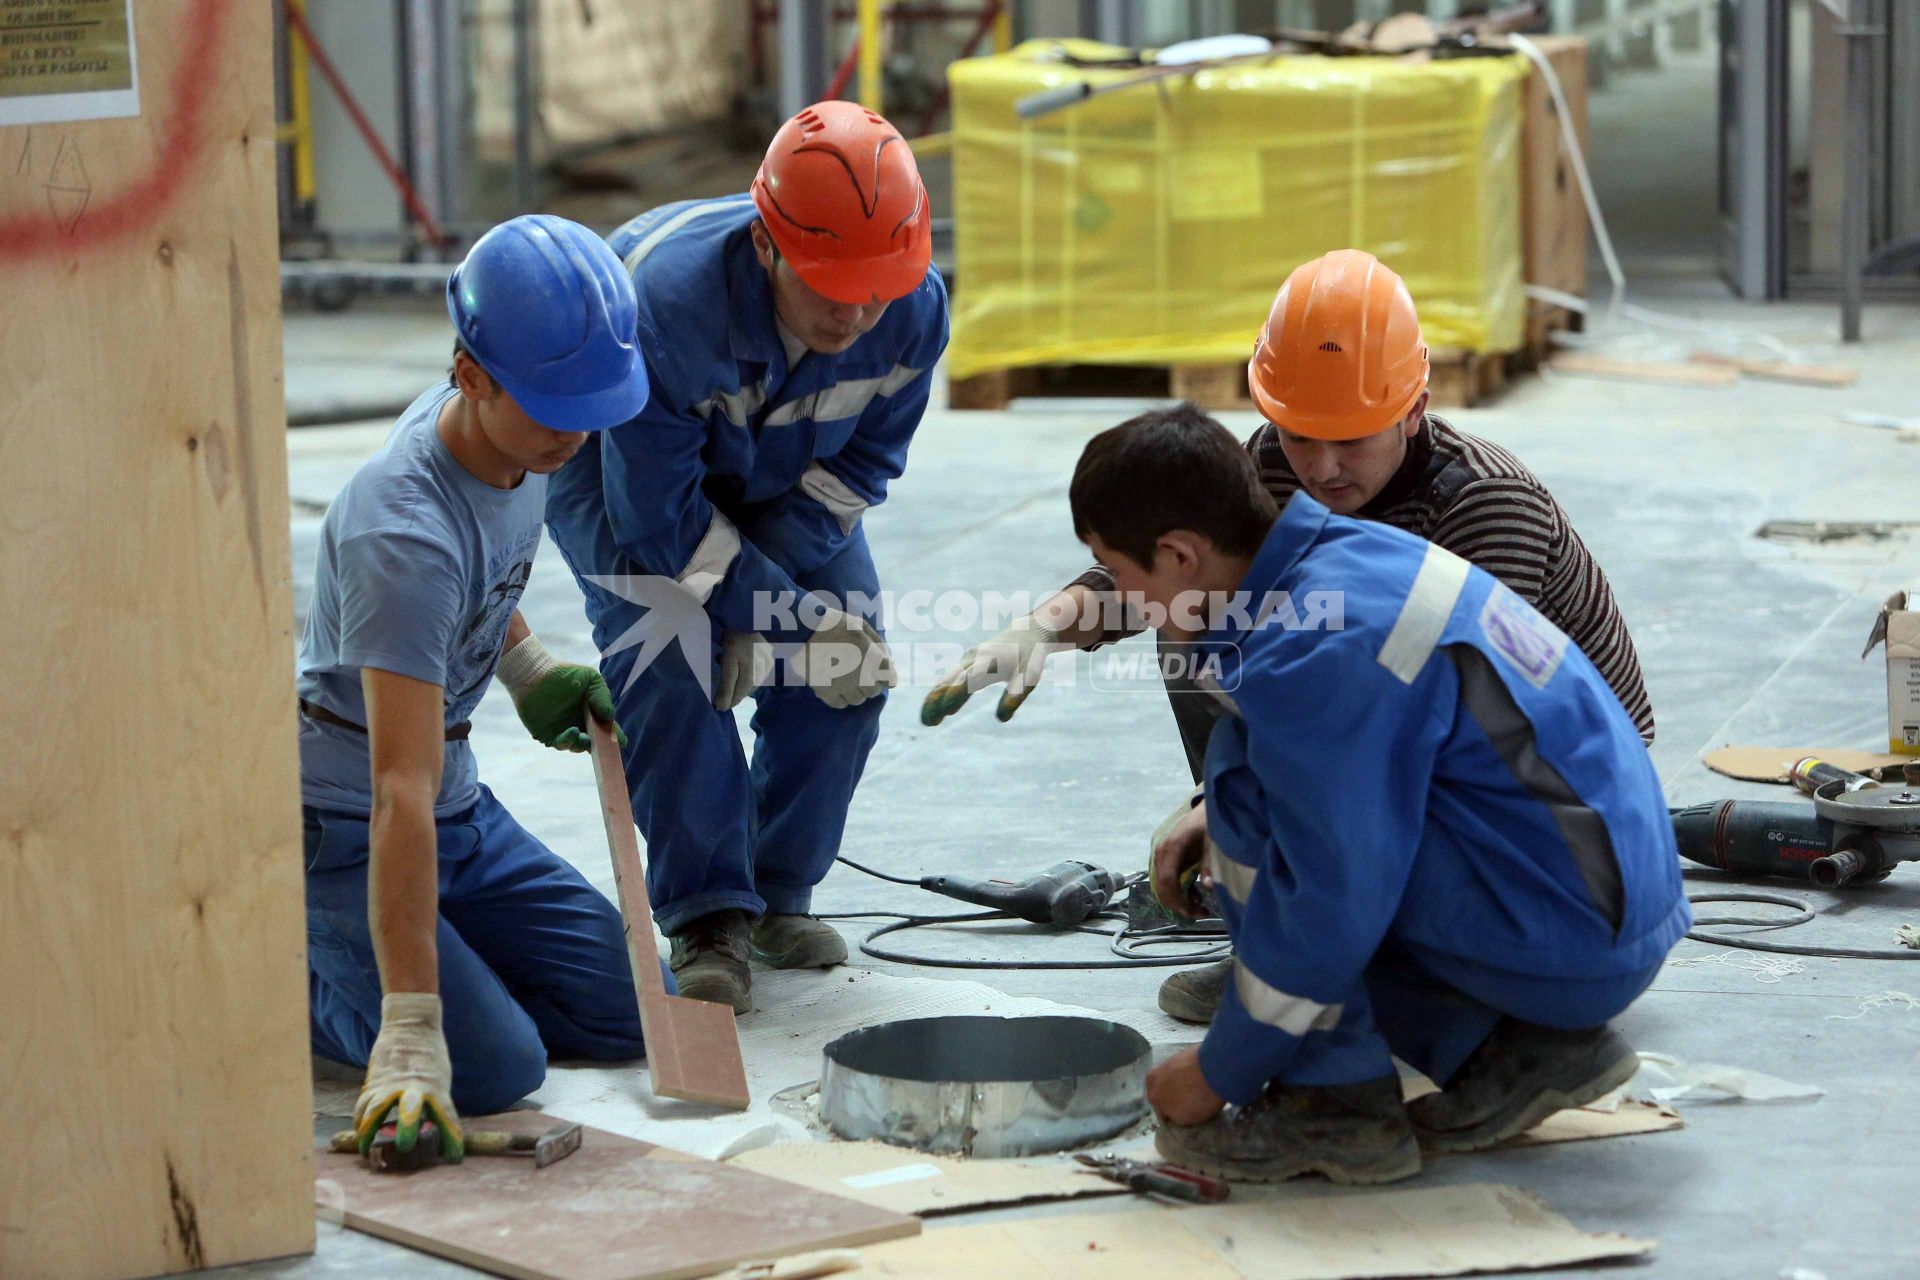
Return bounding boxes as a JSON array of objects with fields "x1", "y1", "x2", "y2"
[{"x1": 0, "y1": 0, "x2": 232, "y2": 261}]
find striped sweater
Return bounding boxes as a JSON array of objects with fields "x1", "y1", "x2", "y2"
[{"x1": 1071, "y1": 415, "x2": 1656, "y2": 743}]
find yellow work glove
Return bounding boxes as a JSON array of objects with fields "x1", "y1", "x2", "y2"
[{"x1": 354, "y1": 992, "x2": 465, "y2": 1163}]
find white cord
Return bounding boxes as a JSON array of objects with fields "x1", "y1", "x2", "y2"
[
  {"x1": 1507, "y1": 33, "x2": 1804, "y2": 363},
  {"x1": 1508, "y1": 34, "x2": 1626, "y2": 330}
]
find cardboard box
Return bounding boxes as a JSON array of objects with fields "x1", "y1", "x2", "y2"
[{"x1": 1864, "y1": 591, "x2": 1920, "y2": 754}]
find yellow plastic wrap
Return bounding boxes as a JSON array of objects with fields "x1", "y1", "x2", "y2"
[{"x1": 948, "y1": 42, "x2": 1528, "y2": 378}]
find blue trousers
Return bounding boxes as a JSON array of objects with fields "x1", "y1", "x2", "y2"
[
  {"x1": 1275, "y1": 937, "x2": 1661, "y2": 1088},
  {"x1": 304, "y1": 786, "x2": 672, "y2": 1115},
  {"x1": 580, "y1": 528, "x2": 886, "y2": 936}
]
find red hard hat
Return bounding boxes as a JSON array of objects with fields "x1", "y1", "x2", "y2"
[{"x1": 750, "y1": 101, "x2": 933, "y2": 305}]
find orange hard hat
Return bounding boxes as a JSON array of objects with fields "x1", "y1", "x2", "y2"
[
  {"x1": 750, "y1": 101, "x2": 933, "y2": 306},
  {"x1": 1246, "y1": 250, "x2": 1429, "y2": 441}
]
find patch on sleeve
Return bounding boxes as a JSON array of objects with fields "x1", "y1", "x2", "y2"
[{"x1": 1478, "y1": 585, "x2": 1569, "y2": 689}]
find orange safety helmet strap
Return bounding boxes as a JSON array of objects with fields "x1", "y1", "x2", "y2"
[
  {"x1": 1246, "y1": 250, "x2": 1429, "y2": 441},
  {"x1": 750, "y1": 101, "x2": 933, "y2": 306}
]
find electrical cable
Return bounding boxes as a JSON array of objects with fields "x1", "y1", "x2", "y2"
[
  {"x1": 1686, "y1": 891, "x2": 1920, "y2": 962},
  {"x1": 834, "y1": 854, "x2": 922, "y2": 887},
  {"x1": 826, "y1": 855, "x2": 1228, "y2": 970},
  {"x1": 1506, "y1": 33, "x2": 1809, "y2": 366}
]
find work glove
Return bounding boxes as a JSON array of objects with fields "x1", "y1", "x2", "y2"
[
  {"x1": 920, "y1": 617, "x2": 1065, "y2": 726},
  {"x1": 1151, "y1": 795, "x2": 1211, "y2": 919},
  {"x1": 714, "y1": 630, "x2": 776, "y2": 712},
  {"x1": 497, "y1": 635, "x2": 626, "y2": 752},
  {"x1": 795, "y1": 607, "x2": 895, "y2": 710},
  {"x1": 354, "y1": 992, "x2": 465, "y2": 1163}
]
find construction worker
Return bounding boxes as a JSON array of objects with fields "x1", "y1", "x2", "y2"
[
  {"x1": 298, "y1": 215, "x2": 664, "y2": 1163},
  {"x1": 1066, "y1": 405, "x2": 1687, "y2": 1184},
  {"x1": 546, "y1": 101, "x2": 947, "y2": 1015},
  {"x1": 922, "y1": 250, "x2": 1654, "y2": 1025}
]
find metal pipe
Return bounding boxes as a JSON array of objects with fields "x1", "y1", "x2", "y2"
[
  {"x1": 285, "y1": 0, "x2": 317, "y2": 204},
  {"x1": 512, "y1": 0, "x2": 537, "y2": 214},
  {"x1": 858, "y1": 0, "x2": 884, "y2": 112},
  {"x1": 1840, "y1": 0, "x2": 1879, "y2": 342}
]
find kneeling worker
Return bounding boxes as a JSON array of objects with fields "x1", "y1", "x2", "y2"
[
  {"x1": 1066, "y1": 406, "x2": 1686, "y2": 1183},
  {"x1": 298, "y1": 216, "x2": 664, "y2": 1161},
  {"x1": 922, "y1": 249, "x2": 1655, "y2": 1026}
]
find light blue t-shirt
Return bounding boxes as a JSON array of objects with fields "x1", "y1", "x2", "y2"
[{"x1": 296, "y1": 385, "x2": 545, "y2": 818}]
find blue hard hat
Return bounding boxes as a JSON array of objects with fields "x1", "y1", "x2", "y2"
[{"x1": 446, "y1": 214, "x2": 650, "y2": 433}]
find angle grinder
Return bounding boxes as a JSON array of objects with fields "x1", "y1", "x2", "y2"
[{"x1": 1673, "y1": 757, "x2": 1920, "y2": 889}]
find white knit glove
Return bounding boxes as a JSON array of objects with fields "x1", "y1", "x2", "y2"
[
  {"x1": 794, "y1": 608, "x2": 895, "y2": 710},
  {"x1": 920, "y1": 617, "x2": 1065, "y2": 725},
  {"x1": 715, "y1": 630, "x2": 777, "y2": 711},
  {"x1": 353, "y1": 992, "x2": 464, "y2": 1161}
]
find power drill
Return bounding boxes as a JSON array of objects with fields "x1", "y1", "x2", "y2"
[
  {"x1": 918, "y1": 860, "x2": 1124, "y2": 927},
  {"x1": 1673, "y1": 757, "x2": 1920, "y2": 889}
]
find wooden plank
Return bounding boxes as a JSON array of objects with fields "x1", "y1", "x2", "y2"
[
  {"x1": 947, "y1": 367, "x2": 1015, "y2": 410},
  {"x1": 588, "y1": 715, "x2": 750, "y2": 1110},
  {"x1": 1519, "y1": 35, "x2": 1590, "y2": 304},
  {"x1": 0, "y1": 2, "x2": 314, "y2": 1277},
  {"x1": 1688, "y1": 351, "x2": 1860, "y2": 388},
  {"x1": 1547, "y1": 353, "x2": 1738, "y2": 387},
  {"x1": 1169, "y1": 363, "x2": 1252, "y2": 412},
  {"x1": 314, "y1": 1113, "x2": 920, "y2": 1280}
]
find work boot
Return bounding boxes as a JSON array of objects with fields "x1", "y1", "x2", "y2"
[
  {"x1": 668, "y1": 910, "x2": 752, "y2": 1014},
  {"x1": 1407, "y1": 1019, "x2": 1639, "y2": 1153},
  {"x1": 750, "y1": 914, "x2": 848, "y2": 969},
  {"x1": 1158, "y1": 959, "x2": 1231, "y2": 1024},
  {"x1": 1155, "y1": 1075, "x2": 1420, "y2": 1185}
]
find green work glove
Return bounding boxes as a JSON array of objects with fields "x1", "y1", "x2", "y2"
[
  {"x1": 497, "y1": 635, "x2": 627, "y2": 752},
  {"x1": 355, "y1": 993, "x2": 465, "y2": 1163}
]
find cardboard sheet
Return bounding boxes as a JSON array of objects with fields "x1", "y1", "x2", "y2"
[
  {"x1": 854, "y1": 1184, "x2": 1654, "y2": 1279},
  {"x1": 852, "y1": 1211, "x2": 1241, "y2": 1278},
  {"x1": 1703, "y1": 745, "x2": 1910, "y2": 784},
  {"x1": 729, "y1": 1141, "x2": 1128, "y2": 1217},
  {"x1": 313, "y1": 1112, "x2": 918, "y2": 1280},
  {"x1": 1399, "y1": 1076, "x2": 1683, "y2": 1148}
]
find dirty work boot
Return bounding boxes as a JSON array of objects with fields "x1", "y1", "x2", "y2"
[
  {"x1": 1158, "y1": 959, "x2": 1231, "y2": 1024},
  {"x1": 1155, "y1": 1075, "x2": 1420, "y2": 1185},
  {"x1": 1407, "y1": 1019, "x2": 1638, "y2": 1153},
  {"x1": 668, "y1": 910, "x2": 751, "y2": 1014},
  {"x1": 750, "y1": 914, "x2": 848, "y2": 969}
]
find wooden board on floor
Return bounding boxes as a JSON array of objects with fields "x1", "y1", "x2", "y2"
[
  {"x1": 314, "y1": 1113, "x2": 920, "y2": 1280},
  {"x1": 0, "y1": 3, "x2": 314, "y2": 1278},
  {"x1": 1547, "y1": 353, "x2": 1738, "y2": 388}
]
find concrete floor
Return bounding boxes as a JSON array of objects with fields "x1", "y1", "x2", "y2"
[{"x1": 229, "y1": 48, "x2": 1920, "y2": 1280}]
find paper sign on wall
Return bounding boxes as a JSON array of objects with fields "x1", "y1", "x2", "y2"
[{"x1": 0, "y1": 0, "x2": 139, "y2": 125}]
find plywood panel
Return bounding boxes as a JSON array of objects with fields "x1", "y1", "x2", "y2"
[
  {"x1": 0, "y1": 1, "x2": 314, "y2": 1277},
  {"x1": 314, "y1": 1114, "x2": 921, "y2": 1280}
]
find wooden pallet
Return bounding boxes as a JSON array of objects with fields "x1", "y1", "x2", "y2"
[{"x1": 948, "y1": 307, "x2": 1582, "y2": 415}]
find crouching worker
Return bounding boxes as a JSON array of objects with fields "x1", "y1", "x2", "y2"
[
  {"x1": 297, "y1": 215, "x2": 667, "y2": 1162},
  {"x1": 1067, "y1": 407, "x2": 1687, "y2": 1184}
]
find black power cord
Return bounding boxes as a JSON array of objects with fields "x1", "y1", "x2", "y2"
[
  {"x1": 1686, "y1": 891, "x2": 1920, "y2": 962},
  {"x1": 828, "y1": 855, "x2": 1228, "y2": 971}
]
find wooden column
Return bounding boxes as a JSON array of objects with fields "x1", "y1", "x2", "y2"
[{"x1": 0, "y1": 1, "x2": 314, "y2": 1276}]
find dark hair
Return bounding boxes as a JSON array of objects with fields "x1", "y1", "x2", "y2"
[
  {"x1": 448, "y1": 340, "x2": 497, "y2": 391},
  {"x1": 1069, "y1": 403, "x2": 1279, "y2": 569}
]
